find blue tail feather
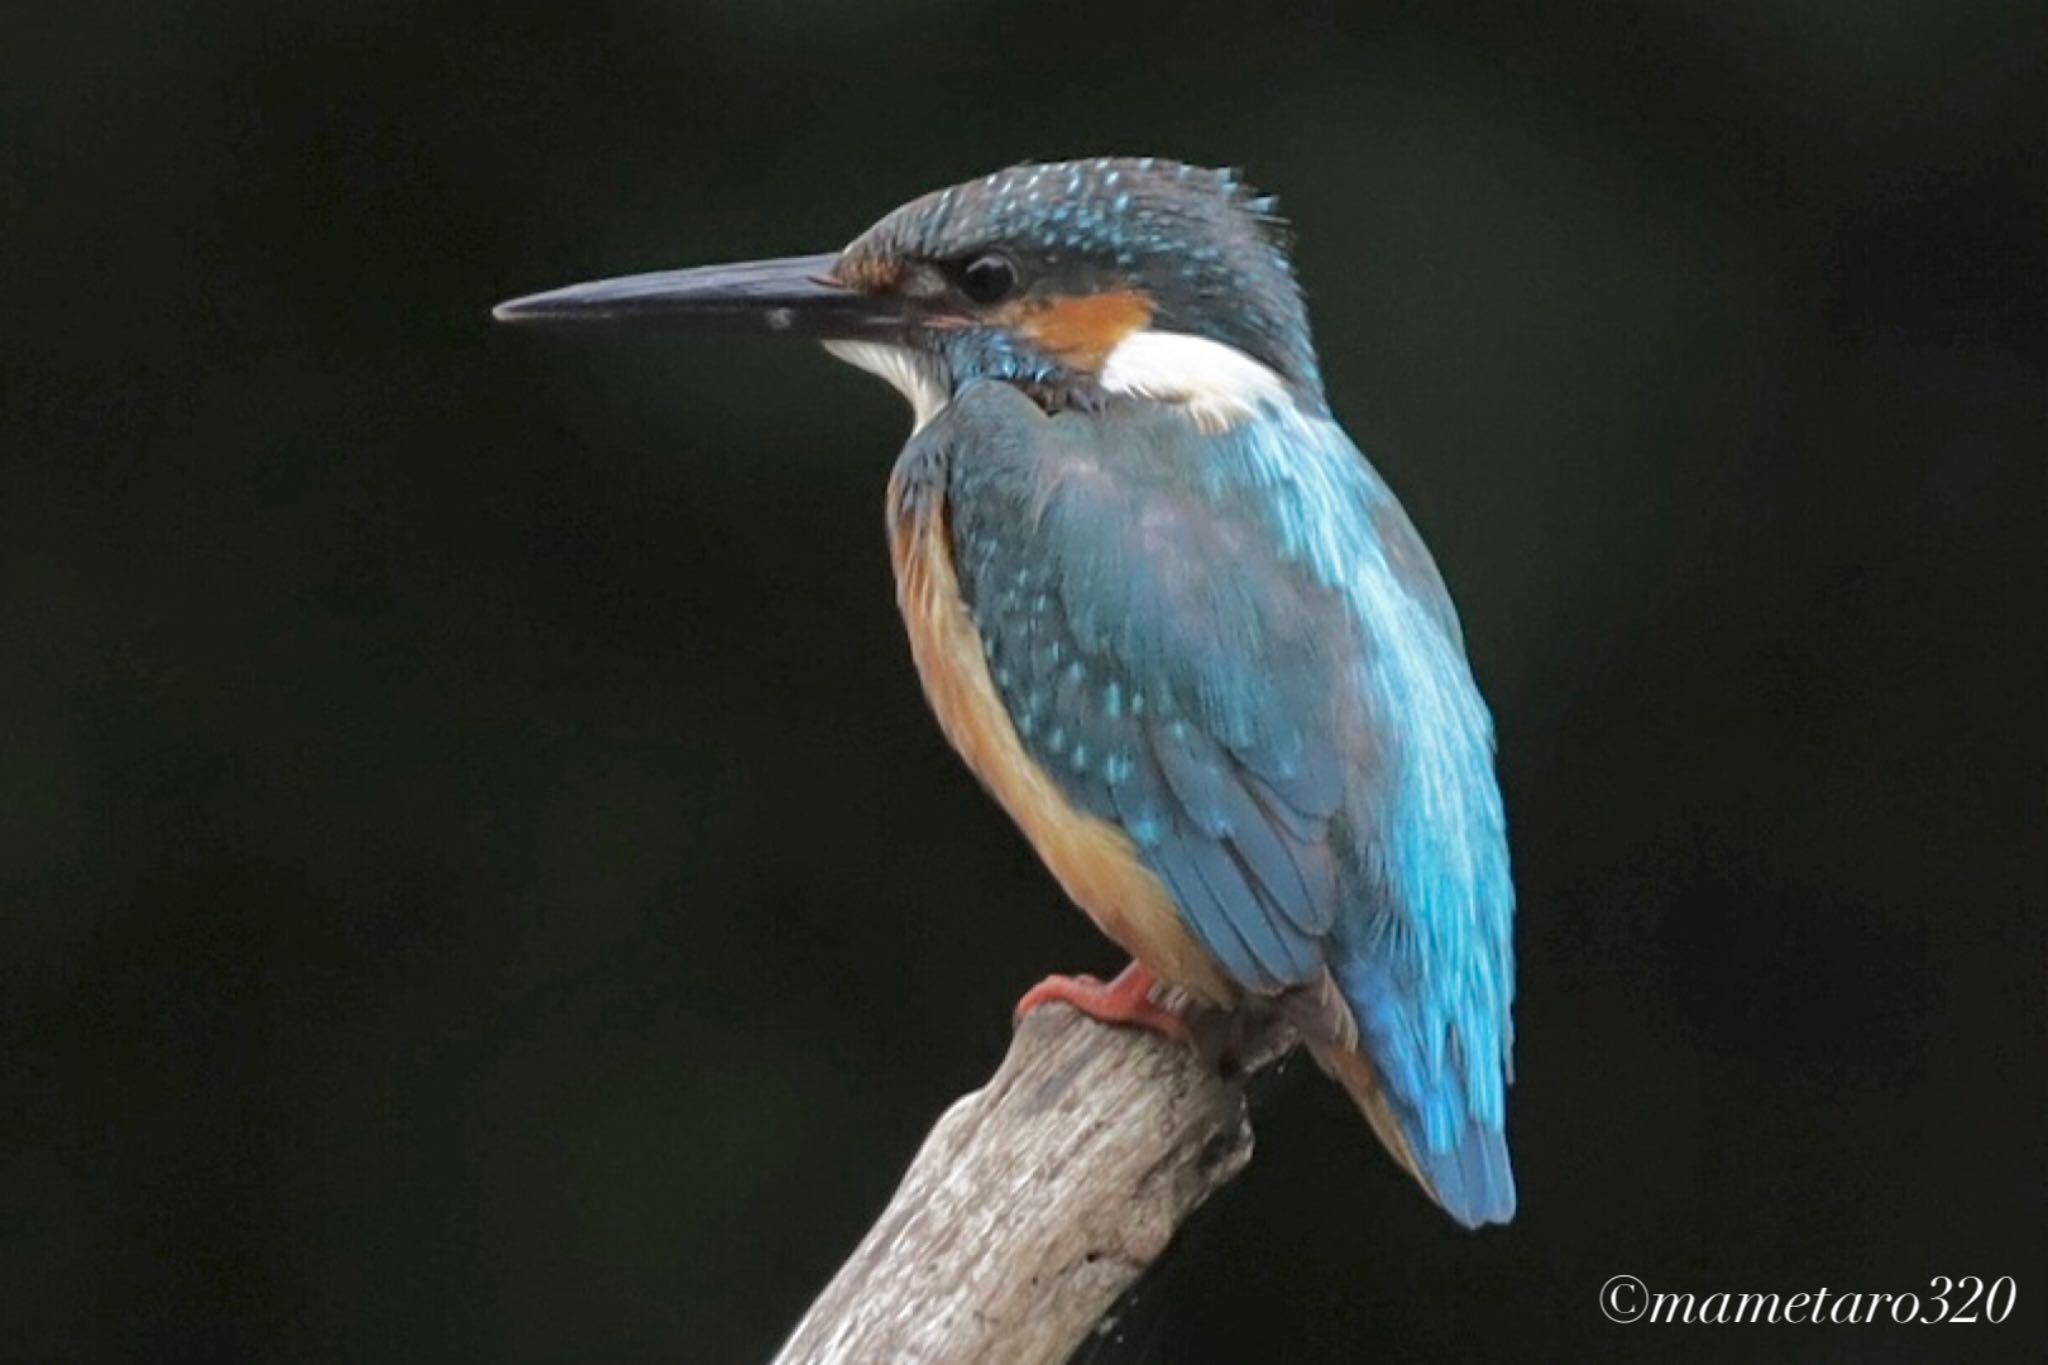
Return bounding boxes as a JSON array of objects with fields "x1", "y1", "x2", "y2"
[
  {"x1": 1418, "y1": 1117, "x2": 1517, "y2": 1228},
  {"x1": 1338, "y1": 950, "x2": 1516, "y2": 1227}
]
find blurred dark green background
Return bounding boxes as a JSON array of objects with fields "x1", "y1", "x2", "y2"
[{"x1": 4, "y1": 1, "x2": 2042, "y2": 1360}]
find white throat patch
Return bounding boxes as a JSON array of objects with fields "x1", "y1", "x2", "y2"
[{"x1": 821, "y1": 341, "x2": 949, "y2": 433}]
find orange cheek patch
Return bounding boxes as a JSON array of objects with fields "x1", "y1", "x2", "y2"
[{"x1": 1017, "y1": 290, "x2": 1154, "y2": 371}]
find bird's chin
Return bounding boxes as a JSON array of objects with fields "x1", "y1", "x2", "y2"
[{"x1": 821, "y1": 340, "x2": 952, "y2": 433}]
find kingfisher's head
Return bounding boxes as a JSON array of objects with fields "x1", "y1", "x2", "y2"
[{"x1": 495, "y1": 158, "x2": 1323, "y2": 430}]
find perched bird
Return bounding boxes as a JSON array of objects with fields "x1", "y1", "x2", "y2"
[{"x1": 495, "y1": 158, "x2": 1516, "y2": 1227}]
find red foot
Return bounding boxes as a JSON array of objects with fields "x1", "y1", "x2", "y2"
[{"x1": 1014, "y1": 961, "x2": 1192, "y2": 1045}]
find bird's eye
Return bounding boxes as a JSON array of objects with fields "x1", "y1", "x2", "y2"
[{"x1": 958, "y1": 253, "x2": 1018, "y2": 305}]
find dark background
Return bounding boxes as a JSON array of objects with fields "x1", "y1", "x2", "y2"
[{"x1": 5, "y1": 1, "x2": 2042, "y2": 1360}]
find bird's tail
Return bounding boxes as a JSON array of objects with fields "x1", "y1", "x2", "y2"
[{"x1": 1308, "y1": 1040, "x2": 1517, "y2": 1229}]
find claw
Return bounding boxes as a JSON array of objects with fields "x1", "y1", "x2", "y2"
[{"x1": 1014, "y1": 960, "x2": 1193, "y2": 1045}]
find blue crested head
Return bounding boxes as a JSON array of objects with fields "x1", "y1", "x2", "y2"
[
  {"x1": 831, "y1": 157, "x2": 1325, "y2": 411},
  {"x1": 495, "y1": 157, "x2": 1327, "y2": 423}
]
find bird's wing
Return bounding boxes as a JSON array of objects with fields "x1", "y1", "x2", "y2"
[
  {"x1": 905, "y1": 380, "x2": 1517, "y2": 1224},
  {"x1": 928, "y1": 382, "x2": 1361, "y2": 994}
]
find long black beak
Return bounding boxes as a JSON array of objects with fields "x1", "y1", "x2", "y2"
[{"x1": 492, "y1": 252, "x2": 899, "y2": 338}]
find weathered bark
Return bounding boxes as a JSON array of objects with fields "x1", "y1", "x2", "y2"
[{"x1": 770, "y1": 998, "x2": 1292, "y2": 1365}]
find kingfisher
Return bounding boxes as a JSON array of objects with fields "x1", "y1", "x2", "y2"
[{"x1": 495, "y1": 158, "x2": 1516, "y2": 1227}]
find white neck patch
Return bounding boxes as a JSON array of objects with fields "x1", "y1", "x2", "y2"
[
  {"x1": 821, "y1": 340, "x2": 949, "y2": 433},
  {"x1": 1099, "y1": 329, "x2": 1290, "y2": 433},
  {"x1": 824, "y1": 328, "x2": 1289, "y2": 436}
]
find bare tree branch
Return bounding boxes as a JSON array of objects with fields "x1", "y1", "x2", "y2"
[{"x1": 770, "y1": 999, "x2": 1293, "y2": 1365}]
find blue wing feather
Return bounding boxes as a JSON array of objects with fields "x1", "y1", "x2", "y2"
[
  {"x1": 947, "y1": 385, "x2": 1341, "y2": 993},
  {"x1": 930, "y1": 380, "x2": 1516, "y2": 1225}
]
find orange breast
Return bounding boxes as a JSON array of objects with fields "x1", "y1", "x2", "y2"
[{"x1": 888, "y1": 478, "x2": 1231, "y2": 1004}]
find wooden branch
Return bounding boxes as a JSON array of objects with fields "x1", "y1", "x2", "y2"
[{"x1": 770, "y1": 997, "x2": 1294, "y2": 1365}]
